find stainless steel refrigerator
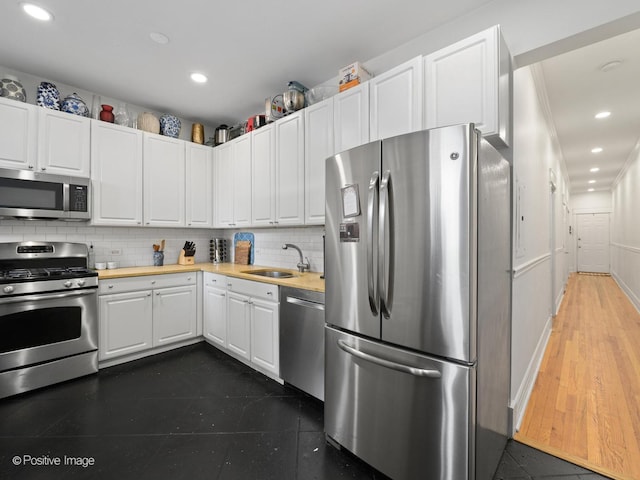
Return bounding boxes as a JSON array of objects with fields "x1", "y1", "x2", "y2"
[{"x1": 324, "y1": 124, "x2": 511, "y2": 480}]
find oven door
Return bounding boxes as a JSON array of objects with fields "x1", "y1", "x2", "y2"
[{"x1": 0, "y1": 288, "x2": 98, "y2": 372}]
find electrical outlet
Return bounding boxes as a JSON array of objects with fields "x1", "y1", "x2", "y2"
[{"x1": 111, "y1": 249, "x2": 122, "y2": 255}]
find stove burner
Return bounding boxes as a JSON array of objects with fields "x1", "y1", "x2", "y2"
[{"x1": 1, "y1": 266, "x2": 97, "y2": 282}]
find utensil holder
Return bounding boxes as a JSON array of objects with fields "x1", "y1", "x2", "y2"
[
  {"x1": 178, "y1": 250, "x2": 195, "y2": 265},
  {"x1": 153, "y1": 251, "x2": 164, "y2": 266}
]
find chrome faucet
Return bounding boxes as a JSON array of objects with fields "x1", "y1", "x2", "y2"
[{"x1": 282, "y1": 243, "x2": 310, "y2": 273}]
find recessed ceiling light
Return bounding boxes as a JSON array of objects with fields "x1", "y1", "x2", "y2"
[
  {"x1": 190, "y1": 73, "x2": 208, "y2": 84},
  {"x1": 588, "y1": 188, "x2": 595, "y2": 192},
  {"x1": 588, "y1": 180, "x2": 596, "y2": 184},
  {"x1": 591, "y1": 147, "x2": 603, "y2": 153},
  {"x1": 21, "y1": 3, "x2": 53, "y2": 21},
  {"x1": 149, "y1": 32, "x2": 170, "y2": 44},
  {"x1": 590, "y1": 167, "x2": 600, "y2": 173},
  {"x1": 600, "y1": 60, "x2": 622, "y2": 72},
  {"x1": 595, "y1": 111, "x2": 611, "y2": 119}
]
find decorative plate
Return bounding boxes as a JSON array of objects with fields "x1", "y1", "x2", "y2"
[
  {"x1": 160, "y1": 114, "x2": 181, "y2": 138},
  {"x1": 0, "y1": 76, "x2": 26, "y2": 102}
]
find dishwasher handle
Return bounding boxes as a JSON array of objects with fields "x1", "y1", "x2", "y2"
[
  {"x1": 337, "y1": 339, "x2": 441, "y2": 378},
  {"x1": 286, "y1": 296, "x2": 325, "y2": 311}
]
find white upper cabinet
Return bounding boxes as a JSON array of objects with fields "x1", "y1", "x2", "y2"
[
  {"x1": 251, "y1": 123, "x2": 276, "y2": 226},
  {"x1": 37, "y1": 108, "x2": 91, "y2": 176},
  {"x1": 214, "y1": 134, "x2": 252, "y2": 228},
  {"x1": 274, "y1": 111, "x2": 305, "y2": 226},
  {"x1": 369, "y1": 56, "x2": 423, "y2": 141},
  {"x1": 334, "y1": 82, "x2": 369, "y2": 153},
  {"x1": 305, "y1": 98, "x2": 334, "y2": 225},
  {"x1": 424, "y1": 25, "x2": 511, "y2": 147},
  {"x1": 91, "y1": 121, "x2": 143, "y2": 226},
  {"x1": 185, "y1": 142, "x2": 213, "y2": 228},
  {"x1": 0, "y1": 97, "x2": 37, "y2": 170},
  {"x1": 143, "y1": 133, "x2": 186, "y2": 227}
]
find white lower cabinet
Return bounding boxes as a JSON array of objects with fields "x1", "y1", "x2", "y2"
[
  {"x1": 203, "y1": 273, "x2": 228, "y2": 347},
  {"x1": 225, "y1": 278, "x2": 280, "y2": 377},
  {"x1": 226, "y1": 290, "x2": 251, "y2": 361},
  {"x1": 99, "y1": 290, "x2": 153, "y2": 361},
  {"x1": 153, "y1": 284, "x2": 197, "y2": 346},
  {"x1": 98, "y1": 273, "x2": 197, "y2": 363}
]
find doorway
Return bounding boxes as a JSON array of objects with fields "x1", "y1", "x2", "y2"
[{"x1": 576, "y1": 213, "x2": 610, "y2": 274}]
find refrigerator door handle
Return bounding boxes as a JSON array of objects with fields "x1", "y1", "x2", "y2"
[
  {"x1": 379, "y1": 170, "x2": 393, "y2": 318},
  {"x1": 367, "y1": 171, "x2": 380, "y2": 316},
  {"x1": 337, "y1": 339, "x2": 442, "y2": 378}
]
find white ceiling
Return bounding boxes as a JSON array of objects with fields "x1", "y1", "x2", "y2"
[
  {"x1": 537, "y1": 28, "x2": 640, "y2": 194},
  {"x1": 0, "y1": 1, "x2": 637, "y2": 195},
  {"x1": 0, "y1": 0, "x2": 494, "y2": 126}
]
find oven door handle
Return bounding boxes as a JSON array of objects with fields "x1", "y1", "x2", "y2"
[{"x1": 0, "y1": 288, "x2": 97, "y2": 305}]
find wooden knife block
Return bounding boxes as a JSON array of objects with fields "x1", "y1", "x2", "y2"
[{"x1": 178, "y1": 250, "x2": 195, "y2": 265}]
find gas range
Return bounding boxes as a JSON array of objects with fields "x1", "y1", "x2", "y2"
[
  {"x1": 0, "y1": 242, "x2": 98, "y2": 296},
  {"x1": 0, "y1": 241, "x2": 99, "y2": 399}
]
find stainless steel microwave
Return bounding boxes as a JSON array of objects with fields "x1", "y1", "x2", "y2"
[{"x1": 0, "y1": 168, "x2": 90, "y2": 221}]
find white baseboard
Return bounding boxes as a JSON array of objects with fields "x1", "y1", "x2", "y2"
[
  {"x1": 510, "y1": 315, "x2": 552, "y2": 434},
  {"x1": 611, "y1": 271, "x2": 640, "y2": 314}
]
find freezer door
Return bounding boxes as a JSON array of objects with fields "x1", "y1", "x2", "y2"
[
  {"x1": 380, "y1": 125, "x2": 477, "y2": 363},
  {"x1": 325, "y1": 326, "x2": 475, "y2": 480},
  {"x1": 325, "y1": 140, "x2": 382, "y2": 339}
]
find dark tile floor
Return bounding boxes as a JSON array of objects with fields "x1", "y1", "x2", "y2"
[{"x1": 0, "y1": 343, "x2": 609, "y2": 480}]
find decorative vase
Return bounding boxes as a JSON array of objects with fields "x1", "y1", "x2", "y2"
[
  {"x1": 36, "y1": 81, "x2": 60, "y2": 109},
  {"x1": 0, "y1": 74, "x2": 27, "y2": 102},
  {"x1": 114, "y1": 103, "x2": 130, "y2": 127},
  {"x1": 159, "y1": 114, "x2": 181, "y2": 138},
  {"x1": 137, "y1": 112, "x2": 160, "y2": 134},
  {"x1": 60, "y1": 92, "x2": 90, "y2": 117},
  {"x1": 191, "y1": 123, "x2": 204, "y2": 144},
  {"x1": 153, "y1": 251, "x2": 164, "y2": 266},
  {"x1": 99, "y1": 104, "x2": 114, "y2": 122}
]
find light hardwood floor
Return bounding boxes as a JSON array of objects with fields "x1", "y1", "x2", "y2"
[{"x1": 515, "y1": 273, "x2": 640, "y2": 480}]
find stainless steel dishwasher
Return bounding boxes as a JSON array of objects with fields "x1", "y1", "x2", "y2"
[{"x1": 279, "y1": 286, "x2": 325, "y2": 401}]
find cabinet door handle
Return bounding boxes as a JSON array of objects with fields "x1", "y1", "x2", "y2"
[
  {"x1": 41, "y1": 167, "x2": 46, "y2": 171},
  {"x1": 28, "y1": 165, "x2": 34, "y2": 169},
  {"x1": 267, "y1": 291, "x2": 273, "y2": 296},
  {"x1": 147, "y1": 293, "x2": 152, "y2": 297},
  {"x1": 108, "y1": 285, "x2": 114, "y2": 289},
  {"x1": 151, "y1": 281, "x2": 156, "y2": 285}
]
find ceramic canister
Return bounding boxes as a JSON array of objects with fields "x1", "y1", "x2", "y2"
[
  {"x1": 60, "y1": 93, "x2": 90, "y2": 117},
  {"x1": 0, "y1": 75, "x2": 27, "y2": 102},
  {"x1": 36, "y1": 81, "x2": 60, "y2": 109},
  {"x1": 159, "y1": 114, "x2": 181, "y2": 138},
  {"x1": 137, "y1": 112, "x2": 160, "y2": 134}
]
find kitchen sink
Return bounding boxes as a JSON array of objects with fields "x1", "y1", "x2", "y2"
[{"x1": 244, "y1": 269, "x2": 296, "y2": 279}]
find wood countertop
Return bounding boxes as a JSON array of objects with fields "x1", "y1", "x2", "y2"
[{"x1": 96, "y1": 263, "x2": 325, "y2": 293}]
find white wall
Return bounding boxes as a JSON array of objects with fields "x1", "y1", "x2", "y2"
[
  {"x1": 572, "y1": 191, "x2": 612, "y2": 212},
  {"x1": 510, "y1": 65, "x2": 569, "y2": 431},
  {"x1": 611, "y1": 141, "x2": 640, "y2": 311}
]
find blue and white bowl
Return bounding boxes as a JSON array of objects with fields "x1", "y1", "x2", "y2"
[
  {"x1": 61, "y1": 92, "x2": 90, "y2": 117},
  {"x1": 159, "y1": 114, "x2": 181, "y2": 138},
  {"x1": 0, "y1": 75, "x2": 26, "y2": 102},
  {"x1": 36, "y1": 81, "x2": 60, "y2": 110}
]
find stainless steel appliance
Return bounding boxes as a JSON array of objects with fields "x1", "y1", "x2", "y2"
[
  {"x1": 325, "y1": 124, "x2": 511, "y2": 480},
  {"x1": 0, "y1": 167, "x2": 90, "y2": 221},
  {"x1": 279, "y1": 287, "x2": 325, "y2": 400},
  {"x1": 0, "y1": 242, "x2": 99, "y2": 399}
]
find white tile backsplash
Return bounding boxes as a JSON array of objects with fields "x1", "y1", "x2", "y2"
[{"x1": 0, "y1": 221, "x2": 325, "y2": 272}]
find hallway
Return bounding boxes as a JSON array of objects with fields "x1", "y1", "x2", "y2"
[{"x1": 515, "y1": 273, "x2": 640, "y2": 480}]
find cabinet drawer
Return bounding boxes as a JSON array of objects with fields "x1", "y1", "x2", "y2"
[
  {"x1": 99, "y1": 272, "x2": 197, "y2": 294},
  {"x1": 204, "y1": 272, "x2": 227, "y2": 288},
  {"x1": 227, "y1": 277, "x2": 278, "y2": 301}
]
